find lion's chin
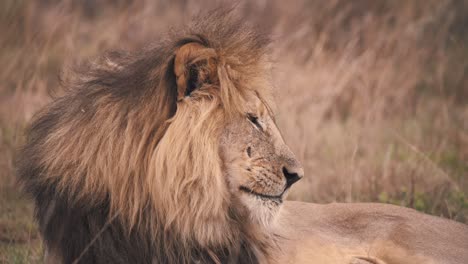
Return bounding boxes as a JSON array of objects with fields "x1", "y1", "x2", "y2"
[{"x1": 239, "y1": 193, "x2": 282, "y2": 229}]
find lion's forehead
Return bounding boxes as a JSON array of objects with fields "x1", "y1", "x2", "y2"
[{"x1": 242, "y1": 93, "x2": 272, "y2": 117}]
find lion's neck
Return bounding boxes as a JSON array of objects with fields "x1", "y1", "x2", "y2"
[
  {"x1": 148, "y1": 206, "x2": 276, "y2": 264},
  {"x1": 148, "y1": 227, "x2": 269, "y2": 264}
]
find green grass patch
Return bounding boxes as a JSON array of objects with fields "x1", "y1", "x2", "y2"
[{"x1": 0, "y1": 187, "x2": 42, "y2": 263}]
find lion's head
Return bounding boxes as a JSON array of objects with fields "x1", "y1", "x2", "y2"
[
  {"x1": 150, "y1": 28, "x2": 304, "y2": 245},
  {"x1": 18, "y1": 12, "x2": 303, "y2": 263}
]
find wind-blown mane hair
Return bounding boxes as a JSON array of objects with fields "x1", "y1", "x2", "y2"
[{"x1": 17, "y1": 11, "x2": 274, "y2": 264}]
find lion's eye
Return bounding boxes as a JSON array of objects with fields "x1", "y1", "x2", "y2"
[{"x1": 247, "y1": 113, "x2": 262, "y2": 130}]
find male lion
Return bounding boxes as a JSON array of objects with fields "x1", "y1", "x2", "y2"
[{"x1": 17, "y1": 12, "x2": 468, "y2": 264}]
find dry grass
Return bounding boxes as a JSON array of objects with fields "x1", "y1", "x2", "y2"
[{"x1": 1, "y1": 0, "x2": 467, "y2": 262}]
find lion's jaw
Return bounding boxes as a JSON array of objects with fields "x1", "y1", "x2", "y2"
[{"x1": 220, "y1": 96, "x2": 304, "y2": 229}]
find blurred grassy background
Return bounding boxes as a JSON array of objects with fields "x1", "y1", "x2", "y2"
[{"x1": 1, "y1": 0, "x2": 467, "y2": 262}]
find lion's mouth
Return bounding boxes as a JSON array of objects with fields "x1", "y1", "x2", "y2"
[{"x1": 239, "y1": 186, "x2": 283, "y2": 202}]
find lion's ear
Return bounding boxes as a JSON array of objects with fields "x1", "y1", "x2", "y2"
[{"x1": 174, "y1": 42, "x2": 218, "y2": 100}]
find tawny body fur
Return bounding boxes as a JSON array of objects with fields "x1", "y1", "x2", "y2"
[
  {"x1": 17, "y1": 11, "x2": 468, "y2": 264},
  {"x1": 275, "y1": 202, "x2": 468, "y2": 264}
]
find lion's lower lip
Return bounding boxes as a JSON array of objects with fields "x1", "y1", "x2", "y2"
[{"x1": 239, "y1": 186, "x2": 283, "y2": 202}]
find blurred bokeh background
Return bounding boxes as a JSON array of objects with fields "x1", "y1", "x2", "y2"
[{"x1": 1, "y1": 0, "x2": 467, "y2": 262}]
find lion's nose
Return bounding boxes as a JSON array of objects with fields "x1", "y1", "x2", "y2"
[{"x1": 282, "y1": 166, "x2": 303, "y2": 188}]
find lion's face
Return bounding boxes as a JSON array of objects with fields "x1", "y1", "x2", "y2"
[{"x1": 220, "y1": 96, "x2": 304, "y2": 227}]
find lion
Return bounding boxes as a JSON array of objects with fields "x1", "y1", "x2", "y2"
[{"x1": 17, "y1": 12, "x2": 468, "y2": 264}]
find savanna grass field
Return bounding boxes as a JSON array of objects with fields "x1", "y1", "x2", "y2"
[{"x1": 1, "y1": 0, "x2": 467, "y2": 262}]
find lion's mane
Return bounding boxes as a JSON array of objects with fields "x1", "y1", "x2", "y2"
[{"x1": 17, "y1": 11, "x2": 274, "y2": 264}]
